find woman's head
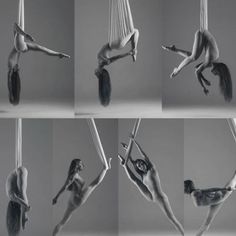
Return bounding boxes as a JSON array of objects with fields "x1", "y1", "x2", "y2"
[
  {"x1": 211, "y1": 62, "x2": 232, "y2": 102},
  {"x1": 133, "y1": 159, "x2": 149, "y2": 176},
  {"x1": 95, "y1": 68, "x2": 111, "y2": 106},
  {"x1": 184, "y1": 180, "x2": 195, "y2": 195},
  {"x1": 68, "y1": 159, "x2": 84, "y2": 176}
]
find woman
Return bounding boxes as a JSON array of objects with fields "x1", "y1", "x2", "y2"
[
  {"x1": 119, "y1": 137, "x2": 184, "y2": 236},
  {"x1": 185, "y1": 172, "x2": 236, "y2": 236},
  {"x1": 95, "y1": 44, "x2": 136, "y2": 106},
  {"x1": 6, "y1": 166, "x2": 30, "y2": 236},
  {"x1": 52, "y1": 157, "x2": 111, "y2": 236},
  {"x1": 162, "y1": 29, "x2": 232, "y2": 101},
  {"x1": 8, "y1": 0, "x2": 70, "y2": 105}
]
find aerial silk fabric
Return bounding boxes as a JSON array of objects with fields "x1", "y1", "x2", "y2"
[
  {"x1": 87, "y1": 119, "x2": 109, "y2": 169},
  {"x1": 200, "y1": 0, "x2": 208, "y2": 31},
  {"x1": 15, "y1": 119, "x2": 22, "y2": 168},
  {"x1": 109, "y1": 0, "x2": 135, "y2": 49}
]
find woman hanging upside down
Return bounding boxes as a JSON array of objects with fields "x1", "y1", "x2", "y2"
[
  {"x1": 52, "y1": 156, "x2": 112, "y2": 236},
  {"x1": 185, "y1": 171, "x2": 236, "y2": 236},
  {"x1": 118, "y1": 137, "x2": 184, "y2": 236},
  {"x1": 6, "y1": 166, "x2": 30, "y2": 236},
  {"x1": 95, "y1": 29, "x2": 139, "y2": 107},
  {"x1": 8, "y1": 0, "x2": 70, "y2": 105},
  {"x1": 162, "y1": 29, "x2": 232, "y2": 101}
]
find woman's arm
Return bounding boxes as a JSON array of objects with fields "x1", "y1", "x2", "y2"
[
  {"x1": 132, "y1": 139, "x2": 153, "y2": 168},
  {"x1": 118, "y1": 154, "x2": 153, "y2": 201},
  {"x1": 53, "y1": 175, "x2": 74, "y2": 205}
]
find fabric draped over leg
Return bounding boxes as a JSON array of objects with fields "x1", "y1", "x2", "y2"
[{"x1": 109, "y1": 0, "x2": 135, "y2": 49}]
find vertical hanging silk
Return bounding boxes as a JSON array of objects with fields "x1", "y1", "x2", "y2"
[
  {"x1": 15, "y1": 118, "x2": 22, "y2": 168},
  {"x1": 200, "y1": 0, "x2": 208, "y2": 31},
  {"x1": 109, "y1": 0, "x2": 135, "y2": 49}
]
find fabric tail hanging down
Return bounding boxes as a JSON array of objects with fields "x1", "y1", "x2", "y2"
[
  {"x1": 227, "y1": 118, "x2": 236, "y2": 143},
  {"x1": 200, "y1": 0, "x2": 208, "y2": 32},
  {"x1": 15, "y1": 118, "x2": 22, "y2": 169},
  {"x1": 124, "y1": 118, "x2": 141, "y2": 160},
  {"x1": 87, "y1": 119, "x2": 109, "y2": 169},
  {"x1": 109, "y1": 0, "x2": 135, "y2": 49}
]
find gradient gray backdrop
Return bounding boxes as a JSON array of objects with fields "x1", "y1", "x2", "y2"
[
  {"x1": 163, "y1": 0, "x2": 236, "y2": 114},
  {"x1": 184, "y1": 119, "x2": 236, "y2": 233},
  {"x1": 52, "y1": 119, "x2": 118, "y2": 235},
  {"x1": 118, "y1": 119, "x2": 184, "y2": 235},
  {"x1": 0, "y1": 0, "x2": 74, "y2": 111},
  {"x1": 75, "y1": 0, "x2": 162, "y2": 116},
  {"x1": 0, "y1": 119, "x2": 53, "y2": 236}
]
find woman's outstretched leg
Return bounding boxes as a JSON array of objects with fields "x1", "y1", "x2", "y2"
[
  {"x1": 53, "y1": 204, "x2": 76, "y2": 236},
  {"x1": 170, "y1": 30, "x2": 204, "y2": 78},
  {"x1": 130, "y1": 29, "x2": 139, "y2": 61},
  {"x1": 26, "y1": 42, "x2": 70, "y2": 58}
]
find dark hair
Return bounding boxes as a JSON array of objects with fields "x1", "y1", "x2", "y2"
[
  {"x1": 8, "y1": 67, "x2": 21, "y2": 106},
  {"x1": 184, "y1": 180, "x2": 196, "y2": 194},
  {"x1": 95, "y1": 68, "x2": 111, "y2": 107},
  {"x1": 212, "y1": 62, "x2": 232, "y2": 102},
  {"x1": 132, "y1": 159, "x2": 149, "y2": 177},
  {"x1": 68, "y1": 159, "x2": 82, "y2": 177},
  {"x1": 6, "y1": 201, "x2": 21, "y2": 236}
]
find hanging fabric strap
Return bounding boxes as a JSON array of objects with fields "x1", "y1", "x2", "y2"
[
  {"x1": 109, "y1": 0, "x2": 135, "y2": 49},
  {"x1": 15, "y1": 118, "x2": 22, "y2": 169},
  {"x1": 18, "y1": 0, "x2": 25, "y2": 30},
  {"x1": 200, "y1": 0, "x2": 208, "y2": 31},
  {"x1": 228, "y1": 119, "x2": 236, "y2": 143},
  {"x1": 124, "y1": 118, "x2": 141, "y2": 162},
  {"x1": 87, "y1": 119, "x2": 109, "y2": 169}
]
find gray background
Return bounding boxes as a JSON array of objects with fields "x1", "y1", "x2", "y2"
[
  {"x1": 52, "y1": 119, "x2": 118, "y2": 235},
  {"x1": 0, "y1": 119, "x2": 53, "y2": 236},
  {"x1": 75, "y1": 0, "x2": 162, "y2": 116},
  {"x1": 163, "y1": 0, "x2": 236, "y2": 113},
  {"x1": 0, "y1": 0, "x2": 74, "y2": 110},
  {"x1": 184, "y1": 119, "x2": 236, "y2": 233},
  {"x1": 118, "y1": 119, "x2": 184, "y2": 234}
]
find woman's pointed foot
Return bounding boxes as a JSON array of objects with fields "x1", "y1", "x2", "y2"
[
  {"x1": 162, "y1": 45, "x2": 176, "y2": 52},
  {"x1": 59, "y1": 53, "x2": 70, "y2": 59},
  {"x1": 170, "y1": 68, "x2": 179, "y2": 78}
]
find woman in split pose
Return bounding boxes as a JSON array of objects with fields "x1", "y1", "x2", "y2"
[
  {"x1": 185, "y1": 171, "x2": 236, "y2": 236},
  {"x1": 118, "y1": 137, "x2": 184, "y2": 235},
  {"x1": 95, "y1": 0, "x2": 139, "y2": 106},
  {"x1": 6, "y1": 166, "x2": 30, "y2": 236},
  {"x1": 52, "y1": 156, "x2": 112, "y2": 236},
  {"x1": 162, "y1": 29, "x2": 232, "y2": 101},
  {"x1": 8, "y1": 0, "x2": 70, "y2": 105}
]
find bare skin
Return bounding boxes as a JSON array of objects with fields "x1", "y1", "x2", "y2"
[
  {"x1": 162, "y1": 29, "x2": 219, "y2": 95},
  {"x1": 119, "y1": 138, "x2": 184, "y2": 236},
  {"x1": 52, "y1": 158, "x2": 111, "y2": 236},
  {"x1": 96, "y1": 28, "x2": 139, "y2": 72},
  {"x1": 6, "y1": 166, "x2": 30, "y2": 229},
  {"x1": 9, "y1": 0, "x2": 70, "y2": 71},
  {"x1": 187, "y1": 171, "x2": 236, "y2": 236}
]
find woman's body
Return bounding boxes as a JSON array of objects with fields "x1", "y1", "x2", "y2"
[
  {"x1": 52, "y1": 157, "x2": 111, "y2": 236},
  {"x1": 185, "y1": 171, "x2": 236, "y2": 236},
  {"x1": 6, "y1": 166, "x2": 30, "y2": 235},
  {"x1": 163, "y1": 29, "x2": 232, "y2": 101},
  {"x1": 8, "y1": 0, "x2": 70, "y2": 105},
  {"x1": 119, "y1": 138, "x2": 184, "y2": 236}
]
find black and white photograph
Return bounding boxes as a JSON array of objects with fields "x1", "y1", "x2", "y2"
[
  {"x1": 0, "y1": 0, "x2": 74, "y2": 118},
  {"x1": 118, "y1": 119, "x2": 184, "y2": 236},
  {"x1": 75, "y1": 0, "x2": 162, "y2": 118},
  {"x1": 184, "y1": 119, "x2": 236, "y2": 236}
]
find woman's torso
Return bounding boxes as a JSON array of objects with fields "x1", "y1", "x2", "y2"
[{"x1": 192, "y1": 188, "x2": 228, "y2": 206}]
